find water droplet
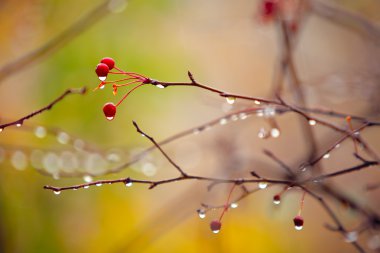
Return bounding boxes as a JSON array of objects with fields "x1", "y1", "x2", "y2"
[
  {"x1": 239, "y1": 113, "x2": 248, "y2": 120},
  {"x1": 308, "y1": 120, "x2": 317, "y2": 126},
  {"x1": 300, "y1": 164, "x2": 309, "y2": 172},
  {"x1": 263, "y1": 107, "x2": 276, "y2": 117},
  {"x1": 335, "y1": 144, "x2": 340, "y2": 149},
  {"x1": 295, "y1": 225, "x2": 303, "y2": 231},
  {"x1": 155, "y1": 84, "x2": 165, "y2": 89},
  {"x1": 43, "y1": 152, "x2": 59, "y2": 175},
  {"x1": 74, "y1": 139, "x2": 85, "y2": 151},
  {"x1": 142, "y1": 162, "x2": 157, "y2": 177},
  {"x1": 231, "y1": 115, "x2": 238, "y2": 121},
  {"x1": 254, "y1": 100, "x2": 261, "y2": 105},
  {"x1": 219, "y1": 118, "x2": 228, "y2": 125},
  {"x1": 30, "y1": 150, "x2": 44, "y2": 168},
  {"x1": 197, "y1": 209, "x2": 206, "y2": 219},
  {"x1": 230, "y1": 203, "x2": 238, "y2": 208},
  {"x1": 270, "y1": 128, "x2": 280, "y2": 138},
  {"x1": 256, "y1": 110, "x2": 264, "y2": 117},
  {"x1": 344, "y1": 231, "x2": 358, "y2": 243},
  {"x1": 83, "y1": 185, "x2": 90, "y2": 189},
  {"x1": 16, "y1": 123, "x2": 22, "y2": 127},
  {"x1": 96, "y1": 183, "x2": 103, "y2": 187},
  {"x1": 84, "y1": 153, "x2": 107, "y2": 175},
  {"x1": 99, "y1": 84, "x2": 105, "y2": 89},
  {"x1": 273, "y1": 199, "x2": 281, "y2": 205},
  {"x1": 11, "y1": 150, "x2": 28, "y2": 170},
  {"x1": 323, "y1": 153, "x2": 330, "y2": 159},
  {"x1": 106, "y1": 150, "x2": 121, "y2": 163},
  {"x1": 34, "y1": 126, "x2": 47, "y2": 138},
  {"x1": 106, "y1": 116, "x2": 114, "y2": 121},
  {"x1": 54, "y1": 190, "x2": 61, "y2": 195},
  {"x1": 99, "y1": 76, "x2": 107, "y2": 81},
  {"x1": 83, "y1": 175, "x2": 93, "y2": 183},
  {"x1": 258, "y1": 128, "x2": 268, "y2": 139},
  {"x1": 125, "y1": 178, "x2": 133, "y2": 187},
  {"x1": 258, "y1": 181, "x2": 268, "y2": 189},
  {"x1": 57, "y1": 132, "x2": 70, "y2": 144},
  {"x1": 0, "y1": 128, "x2": 3, "y2": 132},
  {"x1": 59, "y1": 151, "x2": 79, "y2": 173},
  {"x1": 226, "y1": 97, "x2": 236, "y2": 105}
]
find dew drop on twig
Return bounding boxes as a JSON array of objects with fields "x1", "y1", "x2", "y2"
[
  {"x1": 197, "y1": 209, "x2": 206, "y2": 219},
  {"x1": 270, "y1": 128, "x2": 280, "y2": 138},
  {"x1": 230, "y1": 203, "x2": 238, "y2": 208},
  {"x1": 226, "y1": 97, "x2": 236, "y2": 105},
  {"x1": 99, "y1": 76, "x2": 107, "y2": 81},
  {"x1": 344, "y1": 231, "x2": 358, "y2": 243},
  {"x1": 219, "y1": 118, "x2": 228, "y2": 125},
  {"x1": 258, "y1": 181, "x2": 268, "y2": 189},
  {"x1": 53, "y1": 190, "x2": 61, "y2": 195},
  {"x1": 258, "y1": 128, "x2": 268, "y2": 139}
]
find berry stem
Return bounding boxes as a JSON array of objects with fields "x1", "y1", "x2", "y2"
[
  {"x1": 298, "y1": 191, "x2": 306, "y2": 216},
  {"x1": 115, "y1": 83, "x2": 145, "y2": 107},
  {"x1": 219, "y1": 183, "x2": 237, "y2": 222}
]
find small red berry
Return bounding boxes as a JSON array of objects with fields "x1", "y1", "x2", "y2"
[
  {"x1": 103, "y1": 102, "x2": 116, "y2": 120},
  {"x1": 293, "y1": 215, "x2": 304, "y2": 230},
  {"x1": 100, "y1": 57, "x2": 115, "y2": 70},
  {"x1": 259, "y1": 0, "x2": 278, "y2": 22},
  {"x1": 95, "y1": 63, "x2": 109, "y2": 80},
  {"x1": 210, "y1": 220, "x2": 222, "y2": 233},
  {"x1": 273, "y1": 194, "x2": 281, "y2": 204}
]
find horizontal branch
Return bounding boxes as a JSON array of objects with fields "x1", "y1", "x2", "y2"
[{"x1": 0, "y1": 87, "x2": 86, "y2": 131}]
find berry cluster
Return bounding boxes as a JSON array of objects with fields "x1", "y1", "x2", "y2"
[{"x1": 94, "y1": 57, "x2": 151, "y2": 120}]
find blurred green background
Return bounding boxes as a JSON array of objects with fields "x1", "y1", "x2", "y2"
[{"x1": 0, "y1": 0, "x2": 379, "y2": 252}]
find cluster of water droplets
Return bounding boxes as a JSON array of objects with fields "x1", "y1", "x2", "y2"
[{"x1": 0, "y1": 125, "x2": 128, "y2": 179}]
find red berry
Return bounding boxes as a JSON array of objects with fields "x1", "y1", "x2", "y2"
[
  {"x1": 103, "y1": 102, "x2": 116, "y2": 120},
  {"x1": 95, "y1": 63, "x2": 109, "y2": 78},
  {"x1": 100, "y1": 57, "x2": 115, "y2": 70},
  {"x1": 293, "y1": 215, "x2": 304, "y2": 229},
  {"x1": 263, "y1": 0, "x2": 277, "y2": 16},
  {"x1": 273, "y1": 194, "x2": 281, "y2": 204},
  {"x1": 210, "y1": 220, "x2": 222, "y2": 233}
]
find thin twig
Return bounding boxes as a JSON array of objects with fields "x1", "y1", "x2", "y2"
[{"x1": 0, "y1": 87, "x2": 86, "y2": 131}]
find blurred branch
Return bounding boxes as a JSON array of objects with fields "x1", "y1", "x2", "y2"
[
  {"x1": 0, "y1": 0, "x2": 126, "y2": 84},
  {"x1": 311, "y1": 0, "x2": 380, "y2": 45}
]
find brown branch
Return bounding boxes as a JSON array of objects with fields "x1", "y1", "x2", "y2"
[
  {"x1": 311, "y1": 0, "x2": 380, "y2": 46},
  {"x1": 132, "y1": 121, "x2": 187, "y2": 176},
  {"x1": 0, "y1": 87, "x2": 86, "y2": 131}
]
